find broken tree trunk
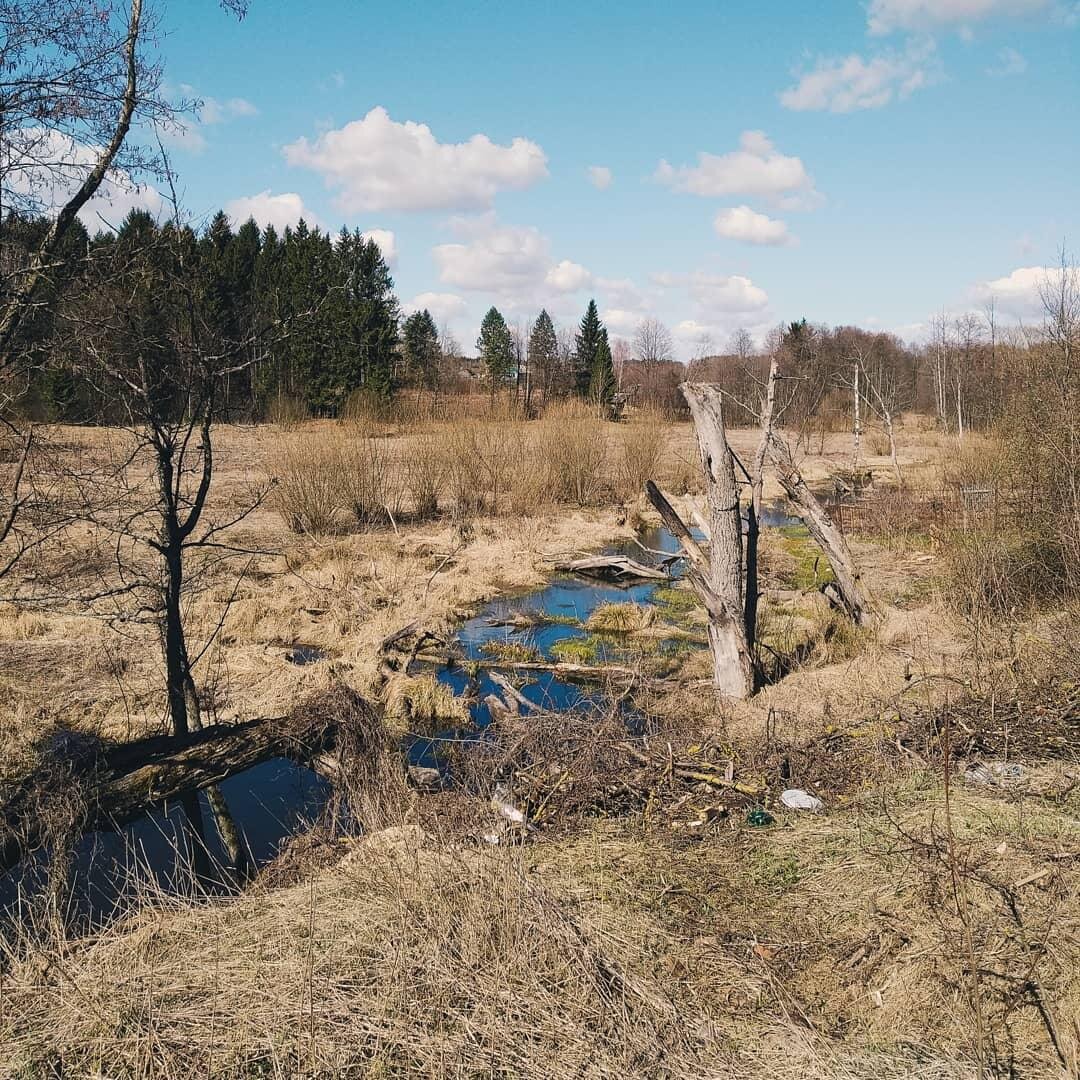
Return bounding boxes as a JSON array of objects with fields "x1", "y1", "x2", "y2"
[
  {"x1": 768, "y1": 439, "x2": 877, "y2": 627},
  {"x1": 0, "y1": 711, "x2": 337, "y2": 876},
  {"x1": 681, "y1": 383, "x2": 755, "y2": 697}
]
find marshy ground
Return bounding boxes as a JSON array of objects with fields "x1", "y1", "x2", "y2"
[{"x1": 0, "y1": 412, "x2": 1076, "y2": 1078}]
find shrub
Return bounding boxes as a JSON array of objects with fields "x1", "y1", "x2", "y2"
[
  {"x1": 266, "y1": 391, "x2": 310, "y2": 430},
  {"x1": 338, "y1": 425, "x2": 405, "y2": 527},
  {"x1": 405, "y1": 431, "x2": 449, "y2": 520},
  {"x1": 536, "y1": 400, "x2": 608, "y2": 506},
  {"x1": 615, "y1": 408, "x2": 666, "y2": 501},
  {"x1": 269, "y1": 433, "x2": 344, "y2": 535}
]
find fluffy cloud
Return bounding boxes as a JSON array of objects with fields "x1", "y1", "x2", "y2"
[
  {"x1": 545, "y1": 259, "x2": 593, "y2": 291},
  {"x1": 404, "y1": 292, "x2": 468, "y2": 323},
  {"x1": 600, "y1": 308, "x2": 646, "y2": 335},
  {"x1": 780, "y1": 41, "x2": 940, "y2": 112},
  {"x1": 867, "y1": 0, "x2": 1048, "y2": 34},
  {"x1": 363, "y1": 228, "x2": 397, "y2": 267},
  {"x1": 971, "y1": 265, "x2": 1067, "y2": 317},
  {"x1": 713, "y1": 205, "x2": 794, "y2": 246},
  {"x1": 431, "y1": 215, "x2": 590, "y2": 308},
  {"x1": 587, "y1": 165, "x2": 613, "y2": 190},
  {"x1": 224, "y1": 190, "x2": 320, "y2": 231},
  {"x1": 654, "y1": 270, "x2": 770, "y2": 314},
  {"x1": 283, "y1": 106, "x2": 548, "y2": 213},
  {"x1": 5, "y1": 129, "x2": 162, "y2": 228},
  {"x1": 654, "y1": 131, "x2": 818, "y2": 208}
]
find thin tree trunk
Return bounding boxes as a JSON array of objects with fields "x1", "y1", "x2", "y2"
[
  {"x1": 852, "y1": 362, "x2": 861, "y2": 469},
  {"x1": 745, "y1": 358, "x2": 778, "y2": 646}
]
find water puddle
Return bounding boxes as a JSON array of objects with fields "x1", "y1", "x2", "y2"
[{"x1": 1, "y1": 757, "x2": 331, "y2": 930}]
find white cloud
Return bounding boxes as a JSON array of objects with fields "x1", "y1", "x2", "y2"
[
  {"x1": 713, "y1": 205, "x2": 794, "y2": 246},
  {"x1": 597, "y1": 276, "x2": 647, "y2": 312},
  {"x1": 688, "y1": 272, "x2": 769, "y2": 313},
  {"x1": 198, "y1": 95, "x2": 258, "y2": 124},
  {"x1": 653, "y1": 270, "x2": 770, "y2": 314},
  {"x1": 545, "y1": 259, "x2": 593, "y2": 291},
  {"x1": 601, "y1": 308, "x2": 646, "y2": 335},
  {"x1": 405, "y1": 292, "x2": 468, "y2": 323},
  {"x1": 780, "y1": 41, "x2": 940, "y2": 113},
  {"x1": 867, "y1": 0, "x2": 1048, "y2": 34},
  {"x1": 971, "y1": 265, "x2": 1067, "y2": 318},
  {"x1": 283, "y1": 106, "x2": 548, "y2": 213},
  {"x1": 4, "y1": 129, "x2": 162, "y2": 228},
  {"x1": 587, "y1": 165, "x2": 613, "y2": 190},
  {"x1": 363, "y1": 228, "x2": 397, "y2": 267},
  {"x1": 224, "y1": 190, "x2": 320, "y2": 231},
  {"x1": 987, "y1": 46, "x2": 1028, "y2": 76},
  {"x1": 654, "y1": 131, "x2": 818, "y2": 208},
  {"x1": 431, "y1": 215, "x2": 590, "y2": 309}
]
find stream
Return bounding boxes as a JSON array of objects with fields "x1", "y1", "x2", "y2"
[{"x1": 1, "y1": 503, "x2": 802, "y2": 930}]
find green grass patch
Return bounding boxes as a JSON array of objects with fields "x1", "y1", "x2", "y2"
[{"x1": 549, "y1": 635, "x2": 604, "y2": 664}]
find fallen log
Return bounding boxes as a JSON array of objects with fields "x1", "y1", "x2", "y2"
[
  {"x1": 415, "y1": 650, "x2": 636, "y2": 680},
  {"x1": 0, "y1": 710, "x2": 337, "y2": 877},
  {"x1": 552, "y1": 554, "x2": 668, "y2": 582}
]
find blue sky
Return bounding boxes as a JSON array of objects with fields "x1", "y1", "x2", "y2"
[{"x1": 129, "y1": 0, "x2": 1079, "y2": 356}]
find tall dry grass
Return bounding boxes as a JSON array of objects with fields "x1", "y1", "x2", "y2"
[
  {"x1": 535, "y1": 399, "x2": 609, "y2": 507},
  {"x1": 268, "y1": 403, "x2": 672, "y2": 534},
  {"x1": 615, "y1": 407, "x2": 667, "y2": 502}
]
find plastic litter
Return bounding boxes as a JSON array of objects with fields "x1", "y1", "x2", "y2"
[
  {"x1": 746, "y1": 807, "x2": 775, "y2": 827},
  {"x1": 964, "y1": 761, "x2": 1026, "y2": 787},
  {"x1": 780, "y1": 788, "x2": 825, "y2": 814}
]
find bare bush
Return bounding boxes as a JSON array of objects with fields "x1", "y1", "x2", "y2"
[
  {"x1": 616, "y1": 409, "x2": 667, "y2": 501},
  {"x1": 536, "y1": 400, "x2": 608, "y2": 506},
  {"x1": 266, "y1": 391, "x2": 311, "y2": 430},
  {"x1": 405, "y1": 431, "x2": 449, "y2": 519},
  {"x1": 270, "y1": 433, "x2": 345, "y2": 535}
]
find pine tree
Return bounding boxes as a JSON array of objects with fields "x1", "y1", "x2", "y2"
[
  {"x1": 574, "y1": 299, "x2": 603, "y2": 397},
  {"x1": 477, "y1": 306, "x2": 513, "y2": 395},
  {"x1": 589, "y1": 327, "x2": 615, "y2": 407},
  {"x1": 528, "y1": 308, "x2": 558, "y2": 399}
]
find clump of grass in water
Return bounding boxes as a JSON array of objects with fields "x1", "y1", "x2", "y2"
[
  {"x1": 480, "y1": 640, "x2": 543, "y2": 664},
  {"x1": 550, "y1": 636, "x2": 604, "y2": 664},
  {"x1": 653, "y1": 585, "x2": 698, "y2": 613},
  {"x1": 585, "y1": 602, "x2": 657, "y2": 634}
]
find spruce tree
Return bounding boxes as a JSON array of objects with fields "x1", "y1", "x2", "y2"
[
  {"x1": 477, "y1": 306, "x2": 513, "y2": 396},
  {"x1": 573, "y1": 299, "x2": 603, "y2": 397},
  {"x1": 589, "y1": 327, "x2": 615, "y2": 408},
  {"x1": 528, "y1": 308, "x2": 558, "y2": 398},
  {"x1": 403, "y1": 309, "x2": 440, "y2": 390}
]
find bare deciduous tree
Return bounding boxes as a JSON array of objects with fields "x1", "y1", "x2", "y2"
[{"x1": 633, "y1": 318, "x2": 673, "y2": 369}]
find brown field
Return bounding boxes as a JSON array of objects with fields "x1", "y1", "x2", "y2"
[{"x1": 1, "y1": 411, "x2": 1076, "y2": 1078}]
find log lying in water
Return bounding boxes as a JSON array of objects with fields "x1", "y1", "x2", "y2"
[
  {"x1": 552, "y1": 554, "x2": 668, "y2": 582},
  {"x1": 0, "y1": 710, "x2": 337, "y2": 876},
  {"x1": 415, "y1": 650, "x2": 636, "y2": 680}
]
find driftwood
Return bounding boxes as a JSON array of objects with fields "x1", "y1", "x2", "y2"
[
  {"x1": 0, "y1": 712, "x2": 336, "y2": 876},
  {"x1": 416, "y1": 651, "x2": 635, "y2": 680},
  {"x1": 553, "y1": 554, "x2": 668, "y2": 582}
]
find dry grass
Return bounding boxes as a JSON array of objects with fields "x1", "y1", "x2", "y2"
[{"x1": 7, "y1": 414, "x2": 1071, "y2": 1078}]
